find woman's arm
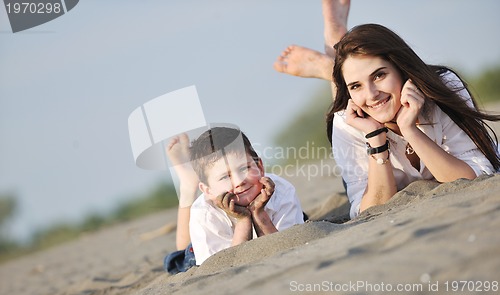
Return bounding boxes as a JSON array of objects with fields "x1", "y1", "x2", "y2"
[
  {"x1": 402, "y1": 127, "x2": 476, "y2": 182},
  {"x1": 343, "y1": 99, "x2": 399, "y2": 213},
  {"x1": 360, "y1": 132, "x2": 398, "y2": 212},
  {"x1": 397, "y1": 80, "x2": 476, "y2": 182}
]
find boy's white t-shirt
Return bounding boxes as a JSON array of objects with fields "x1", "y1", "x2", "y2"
[{"x1": 189, "y1": 173, "x2": 304, "y2": 265}]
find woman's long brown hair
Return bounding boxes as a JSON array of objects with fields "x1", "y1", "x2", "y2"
[{"x1": 326, "y1": 24, "x2": 500, "y2": 170}]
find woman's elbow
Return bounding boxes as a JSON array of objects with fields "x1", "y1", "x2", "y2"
[
  {"x1": 435, "y1": 166, "x2": 477, "y2": 183},
  {"x1": 359, "y1": 187, "x2": 397, "y2": 213}
]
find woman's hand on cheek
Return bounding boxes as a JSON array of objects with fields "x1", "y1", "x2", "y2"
[
  {"x1": 396, "y1": 80, "x2": 425, "y2": 135},
  {"x1": 345, "y1": 99, "x2": 383, "y2": 133}
]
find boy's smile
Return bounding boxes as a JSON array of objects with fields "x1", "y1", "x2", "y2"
[{"x1": 234, "y1": 186, "x2": 252, "y2": 197}]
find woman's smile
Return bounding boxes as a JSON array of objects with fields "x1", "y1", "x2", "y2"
[
  {"x1": 367, "y1": 96, "x2": 391, "y2": 110},
  {"x1": 343, "y1": 55, "x2": 404, "y2": 123}
]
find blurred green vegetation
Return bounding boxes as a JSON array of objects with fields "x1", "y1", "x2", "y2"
[
  {"x1": 0, "y1": 195, "x2": 18, "y2": 256},
  {"x1": 0, "y1": 182, "x2": 177, "y2": 264},
  {"x1": 468, "y1": 64, "x2": 500, "y2": 104},
  {"x1": 273, "y1": 83, "x2": 333, "y2": 165}
]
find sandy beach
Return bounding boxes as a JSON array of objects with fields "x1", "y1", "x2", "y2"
[
  {"x1": 1, "y1": 171, "x2": 499, "y2": 295},
  {"x1": 1, "y1": 105, "x2": 500, "y2": 295}
]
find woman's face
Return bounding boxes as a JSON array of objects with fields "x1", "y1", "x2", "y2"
[{"x1": 342, "y1": 55, "x2": 404, "y2": 123}]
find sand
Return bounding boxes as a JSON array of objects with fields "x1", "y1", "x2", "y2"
[
  {"x1": 140, "y1": 175, "x2": 500, "y2": 295},
  {"x1": 1, "y1": 172, "x2": 499, "y2": 295}
]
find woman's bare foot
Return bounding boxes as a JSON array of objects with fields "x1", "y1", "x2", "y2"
[
  {"x1": 166, "y1": 133, "x2": 199, "y2": 206},
  {"x1": 322, "y1": 0, "x2": 350, "y2": 57},
  {"x1": 273, "y1": 45, "x2": 334, "y2": 81}
]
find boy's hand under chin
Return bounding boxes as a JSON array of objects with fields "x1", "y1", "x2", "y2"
[
  {"x1": 214, "y1": 192, "x2": 251, "y2": 220},
  {"x1": 215, "y1": 177, "x2": 278, "y2": 238},
  {"x1": 215, "y1": 191, "x2": 253, "y2": 246},
  {"x1": 248, "y1": 177, "x2": 275, "y2": 213},
  {"x1": 249, "y1": 177, "x2": 278, "y2": 236}
]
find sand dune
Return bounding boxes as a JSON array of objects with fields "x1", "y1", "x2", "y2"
[
  {"x1": 140, "y1": 175, "x2": 500, "y2": 295},
  {"x1": 1, "y1": 172, "x2": 499, "y2": 295}
]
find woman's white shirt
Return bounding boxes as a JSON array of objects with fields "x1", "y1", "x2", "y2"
[{"x1": 331, "y1": 71, "x2": 495, "y2": 218}]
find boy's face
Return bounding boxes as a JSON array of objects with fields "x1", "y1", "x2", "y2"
[{"x1": 200, "y1": 152, "x2": 264, "y2": 207}]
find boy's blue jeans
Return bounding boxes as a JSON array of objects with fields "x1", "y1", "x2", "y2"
[{"x1": 163, "y1": 243, "x2": 196, "y2": 274}]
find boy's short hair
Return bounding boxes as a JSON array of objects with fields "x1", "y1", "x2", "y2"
[{"x1": 190, "y1": 127, "x2": 260, "y2": 184}]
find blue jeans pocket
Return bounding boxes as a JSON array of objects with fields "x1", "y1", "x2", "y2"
[{"x1": 163, "y1": 243, "x2": 196, "y2": 274}]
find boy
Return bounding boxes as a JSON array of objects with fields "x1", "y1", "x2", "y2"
[{"x1": 164, "y1": 126, "x2": 304, "y2": 273}]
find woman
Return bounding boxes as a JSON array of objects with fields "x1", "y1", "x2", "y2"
[{"x1": 326, "y1": 24, "x2": 500, "y2": 218}]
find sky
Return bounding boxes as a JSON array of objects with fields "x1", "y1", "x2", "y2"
[{"x1": 1, "y1": 0, "x2": 499, "y2": 242}]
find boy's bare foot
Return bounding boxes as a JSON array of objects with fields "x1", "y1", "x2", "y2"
[
  {"x1": 166, "y1": 133, "x2": 192, "y2": 166},
  {"x1": 166, "y1": 133, "x2": 200, "y2": 206},
  {"x1": 322, "y1": 0, "x2": 350, "y2": 57},
  {"x1": 273, "y1": 45, "x2": 334, "y2": 81}
]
